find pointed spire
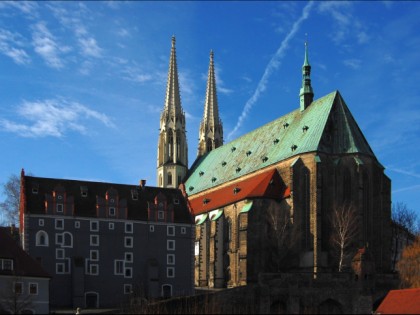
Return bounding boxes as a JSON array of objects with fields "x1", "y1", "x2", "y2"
[
  {"x1": 299, "y1": 38, "x2": 314, "y2": 111},
  {"x1": 164, "y1": 35, "x2": 182, "y2": 116},
  {"x1": 197, "y1": 50, "x2": 223, "y2": 157},
  {"x1": 157, "y1": 36, "x2": 188, "y2": 188}
]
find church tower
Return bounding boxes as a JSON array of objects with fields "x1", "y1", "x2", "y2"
[
  {"x1": 157, "y1": 36, "x2": 188, "y2": 188},
  {"x1": 197, "y1": 50, "x2": 223, "y2": 157},
  {"x1": 299, "y1": 41, "x2": 314, "y2": 111}
]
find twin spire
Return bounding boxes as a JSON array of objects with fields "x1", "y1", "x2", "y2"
[
  {"x1": 157, "y1": 36, "x2": 314, "y2": 187},
  {"x1": 198, "y1": 50, "x2": 224, "y2": 157}
]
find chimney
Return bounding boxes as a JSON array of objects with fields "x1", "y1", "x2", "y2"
[{"x1": 140, "y1": 179, "x2": 146, "y2": 188}]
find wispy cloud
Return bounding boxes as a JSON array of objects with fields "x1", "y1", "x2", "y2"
[
  {"x1": 227, "y1": 1, "x2": 315, "y2": 140},
  {"x1": 0, "y1": 29, "x2": 31, "y2": 65},
  {"x1": 0, "y1": 1, "x2": 39, "y2": 18},
  {"x1": 393, "y1": 185, "x2": 420, "y2": 194},
  {"x1": 0, "y1": 98, "x2": 115, "y2": 138},
  {"x1": 318, "y1": 1, "x2": 369, "y2": 47},
  {"x1": 31, "y1": 21, "x2": 70, "y2": 69},
  {"x1": 343, "y1": 58, "x2": 362, "y2": 69},
  {"x1": 48, "y1": 4, "x2": 102, "y2": 59}
]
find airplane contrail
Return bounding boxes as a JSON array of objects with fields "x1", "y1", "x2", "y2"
[{"x1": 227, "y1": 1, "x2": 315, "y2": 141}]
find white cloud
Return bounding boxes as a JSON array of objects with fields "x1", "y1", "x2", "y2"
[
  {"x1": 31, "y1": 22, "x2": 69, "y2": 69},
  {"x1": 0, "y1": 29, "x2": 31, "y2": 65},
  {"x1": 0, "y1": 99, "x2": 115, "y2": 138},
  {"x1": 343, "y1": 59, "x2": 361, "y2": 69}
]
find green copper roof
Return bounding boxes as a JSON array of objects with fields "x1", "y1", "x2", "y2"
[{"x1": 185, "y1": 90, "x2": 375, "y2": 195}]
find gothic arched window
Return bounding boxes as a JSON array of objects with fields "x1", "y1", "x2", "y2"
[{"x1": 36, "y1": 230, "x2": 49, "y2": 247}]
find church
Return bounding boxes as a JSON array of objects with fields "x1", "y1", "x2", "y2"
[
  {"x1": 18, "y1": 36, "x2": 394, "y2": 311},
  {"x1": 158, "y1": 36, "x2": 392, "y2": 289}
]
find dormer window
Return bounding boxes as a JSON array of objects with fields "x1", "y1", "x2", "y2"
[
  {"x1": 109, "y1": 207, "x2": 116, "y2": 216},
  {"x1": 236, "y1": 167, "x2": 241, "y2": 173},
  {"x1": 199, "y1": 171, "x2": 204, "y2": 177},
  {"x1": 222, "y1": 161, "x2": 227, "y2": 166},
  {"x1": 0, "y1": 258, "x2": 14, "y2": 271},
  {"x1": 80, "y1": 186, "x2": 88, "y2": 197},
  {"x1": 246, "y1": 151, "x2": 252, "y2": 156},
  {"x1": 131, "y1": 189, "x2": 138, "y2": 200},
  {"x1": 273, "y1": 138, "x2": 279, "y2": 144}
]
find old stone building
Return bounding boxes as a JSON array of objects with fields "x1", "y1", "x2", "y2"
[{"x1": 181, "y1": 41, "x2": 393, "y2": 295}]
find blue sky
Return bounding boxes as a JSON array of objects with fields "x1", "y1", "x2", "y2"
[{"x1": 0, "y1": 1, "x2": 419, "y2": 222}]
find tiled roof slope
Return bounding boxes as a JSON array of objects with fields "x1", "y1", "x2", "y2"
[
  {"x1": 185, "y1": 90, "x2": 376, "y2": 196},
  {"x1": 187, "y1": 169, "x2": 291, "y2": 215},
  {"x1": 375, "y1": 288, "x2": 420, "y2": 314},
  {"x1": 0, "y1": 227, "x2": 50, "y2": 278},
  {"x1": 23, "y1": 176, "x2": 192, "y2": 224}
]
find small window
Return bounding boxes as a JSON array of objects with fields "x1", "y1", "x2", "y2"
[
  {"x1": 89, "y1": 264, "x2": 99, "y2": 275},
  {"x1": 90, "y1": 235, "x2": 99, "y2": 246},
  {"x1": 80, "y1": 186, "x2": 88, "y2": 197},
  {"x1": 167, "y1": 254, "x2": 175, "y2": 265},
  {"x1": 32, "y1": 187, "x2": 38, "y2": 194},
  {"x1": 167, "y1": 226, "x2": 175, "y2": 236},
  {"x1": 124, "y1": 284, "x2": 132, "y2": 294},
  {"x1": 1, "y1": 259, "x2": 13, "y2": 271},
  {"x1": 125, "y1": 223, "x2": 133, "y2": 233},
  {"x1": 56, "y1": 248, "x2": 65, "y2": 259},
  {"x1": 62, "y1": 232, "x2": 73, "y2": 248},
  {"x1": 90, "y1": 250, "x2": 99, "y2": 261},
  {"x1": 57, "y1": 195, "x2": 63, "y2": 200},
  {"x1": 124, "y1": 267, "x2": 132, "y2": 278},
  {"x1": 36, "y1": 231, "x2": 49, "y2": 247},
  {"x1": 90, "y1": 221, "x2": 99, "y2": 232},
  {"x1": 167, "y1": 240, "x2": 175, "y2": 251},
  {"x1": 115, "y1": 260, "x2": 124, "y2": 275},
  {"x1": 29, "y1": 283, "x2": 38, "y2": 295},
  {"x1": 109, "y1": 207, "x2": 116, "y2": 216},
  {"x1": 38, "y1": 219, "x2": 44, "y2": 227},
  {"x1": 55, "y1": 219, "x2": 64, "y2": 230},
  {"x1": 56, "y1": 263, "x2": 65, "y2": 274},
  {"x1": 131, "y1": 189, "x2": 138, "y2": 201},
  {"x1": 109, "y1": 222, "x2": 114, "y2": 230},
  {"x1": 75, "y1": 221, "x2": 80, "y2": 229},
  {"x1": 158, "y1": 211, "x2": 164, "y2": 220},
  {"x1": 167, "y1": 267, "x2": 175, "y2": 278},
  {"x1": 125, "y1": 252, "x2": 133, "y2": 263},
  {"x1": 56, "y1": 234, "x2": 63, "y2": 245},
  {"x1": 149, "y1": 225, "x2": 155, "y2": 232},
  {"x1": 173, "y1": 198, "x2": 179, "y2": 205},
  {"x1": 125, "y1": 237, "x2": 133, "y2": 248},
  {"x1": 181, "y1": 227, "x2": 187, "y2": 234},
  {"x1": 14, "y1": 282, "x2": 23, "y2": 294}
]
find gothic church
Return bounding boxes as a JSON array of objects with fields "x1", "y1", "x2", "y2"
[{"x1": 158, "y1": 37, "x2": 392, "y2": 289}]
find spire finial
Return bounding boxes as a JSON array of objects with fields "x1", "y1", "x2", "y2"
[{"x1": 171, "y1": 35, "x2": 176, "y2": 47}]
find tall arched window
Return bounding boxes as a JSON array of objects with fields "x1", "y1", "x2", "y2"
[
  {"x1": 343, "y1": 168, "x2": 351, "y2": 204},
  {"x1": 207, "y1": 139, "x2": 212, "y2": 152},
  {"x1": 168, "y1": 130, "x2": 173, "y2": 158},
  {"x1": 62, "y1": 232, "x2": 73, "y2": 248},
  {"x1": 36, "y1": 230, "x2": 49, "y2": 247},
  {"x1": 168, "y1": 173, "x2": 173, "y2": 185},
  {"x1": 362, "y1": 172, "x2": 370, "y2": 245},
  {"x1": 302, "y1": 167, "x2": 311, "y2": 250}
]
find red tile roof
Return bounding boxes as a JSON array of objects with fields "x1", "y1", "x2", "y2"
[
  {"x1": 187, "y1": 169, "x2": 290, "y2": 215},
  {"x1": 375, "y1": 289, "x2": 420, "y2": 314},
  {"x1": 0, "y1": 227, "x2": 50, "y2": 278}
]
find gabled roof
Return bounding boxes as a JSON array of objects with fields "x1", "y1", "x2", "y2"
[
  {"x1": 187, "y1": 169, "x2": 290, "y2": 215},
  {"x1": 185, "y1": 90, "x2": 376, "y2": 196},
  {"x1": 0, "y1": 228, "x2": 50, "y2": 278},
  {"x1": 375, "y1": 289, "x2": 420, "y2": 314},
  {"x1": 23, "y1": 175, "x2": 192, "y2": 224}
]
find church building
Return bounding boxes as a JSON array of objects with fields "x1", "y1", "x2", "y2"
[{"x1": 179, "y1": 41, "x2": 392, "y2": 289}]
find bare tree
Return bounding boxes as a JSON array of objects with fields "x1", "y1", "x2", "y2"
[
  {"x1": 0, "y1": 174, "x2": 20, "y2": 226},
  {"x1": 396, "y1": 236, "x2": 420, "y2": 288},
  {"x1": 391, "y1": 202, "x2": 418, "y2": 271},
  {"x1": 330, "y1": 203, "x2": 358, "y2": 272},
  {"x1": 265, "y1": 201, "x2": 299, "y2": 271},
  {"x1": 0, "y1": 276, "x2": 34, "y2": 314}
]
